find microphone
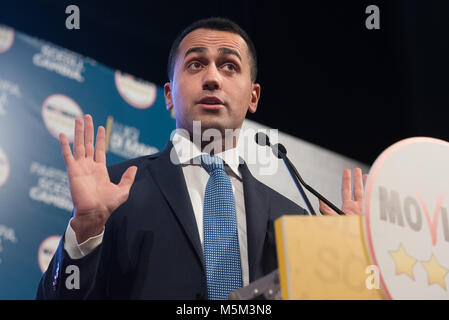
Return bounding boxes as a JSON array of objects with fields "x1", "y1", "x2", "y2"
[
  {"x1": 255, "y1": 132, "x2": 345, "y2": 216},
  {"x1": 254, "y1": 132, "x2": 269, "y2": 146},
  {"x1": 255, "y1": 132, "x2": 316, "y2": 215},
  {"x1": 271, "y1": 143, "x2": 286, "y2": 159}
]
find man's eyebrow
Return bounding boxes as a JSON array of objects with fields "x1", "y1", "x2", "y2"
[
  {"x1": 218, "y1": 48, "x2": 242, "y2": 61},
  {"x1": 184, "y1": 47, "x2": 242, "y2": 61},
  {"x1": 184, "y1": 47, "x2": 207, "y2": 58}
]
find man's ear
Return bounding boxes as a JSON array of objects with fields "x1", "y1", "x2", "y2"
[
  {"x1": 248, "y1": 83, "x2": 261, "y2": 114},
  {"x1": 164, "y1": 82, "x2": 173, "y2": 111}
]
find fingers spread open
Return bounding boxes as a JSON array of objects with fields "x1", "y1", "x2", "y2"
[
  {"x1": 353, "y1": 168, "x2": 364, "y2": 201},
  {"x1": 84, "y1": 114, "x2": 95, "y2": 158},
  {"x1": 341, "y1": 168, "x2": 352, "y2": 201},
  {"x1": 118, "y1": 166, "x2": 138, "y2": 191},
  {"x1": 73, "y1": 117, "x2": 85, "y2": 159},
  {"x1": 319, "y1": 200, "x2": 339, "y2": 216},
  {"x1": 59, "y1": 133, "x2": 74, "y2": 166},
  {"x1": 363, "y1": 173, "x2": 368, "y2": 187},
  {"x1": 94, "y1": 126, "x2": 106, "y2": 163}
]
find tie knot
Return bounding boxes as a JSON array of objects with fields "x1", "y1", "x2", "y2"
[{"x1": 200, "y1": 154, "x2": 225, "y2": 174}]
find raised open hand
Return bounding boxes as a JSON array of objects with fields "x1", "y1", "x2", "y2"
[
  {"x1": 319, "y1": 168, "x2": 368, "y2": 216},
  {"x1": 60, "y1": 114, "x2": 137, "y2": 243}
]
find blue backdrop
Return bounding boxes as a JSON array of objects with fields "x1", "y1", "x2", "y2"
[{"x1": 0, "y1": 24, "x2": 176, "y2": 299}]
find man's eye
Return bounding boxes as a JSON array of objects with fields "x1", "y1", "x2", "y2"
[
  {"x1": 223, "y1": 63, "x2": 237, "y2": 71},
  {"x1": 223, "y1": 63, "x2": 238, "y2": 72},
  {"x1": 188, "y1": 62, "x2": 202, "y2": 70}
]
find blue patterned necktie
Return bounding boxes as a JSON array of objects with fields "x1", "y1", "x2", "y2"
[{"x1": 200, "y1": 154, "x2": 242, "y2": 300}]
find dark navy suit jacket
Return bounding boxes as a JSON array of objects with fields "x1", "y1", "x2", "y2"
[{"x1": 36, "y1": 142, "x2": 307, "y2": 299}]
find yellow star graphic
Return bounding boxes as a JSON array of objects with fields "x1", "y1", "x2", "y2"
[
  {"x1": 421, "y1": 254, "x2": 449, "y2": 290},
  {"x1": 389, "y1": 244, "x2": 417, "y2": 280}
]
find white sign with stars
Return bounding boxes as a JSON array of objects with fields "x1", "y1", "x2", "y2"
[{"x1": 364, "y1": 137, "x2": 449, "y2": 299}]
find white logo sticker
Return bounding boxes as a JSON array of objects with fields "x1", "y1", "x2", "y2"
[
  {"x1": 0, "y1": 147, "x2": 10, "y2": 187},
  {"x1": 38, "y1": 235, "x2": 61, "y2": 273},
  {"x1": 0, "y1": 25, "x2": 14, "y2": 53},
  {"x1": 114, "y1": 71, "x2": 156, "y2": 109},
  {"x1": 42, "y1": 94, "x2": 83, "y2": 142}
]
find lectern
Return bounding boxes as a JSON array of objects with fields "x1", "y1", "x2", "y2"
[{"x1": 274, "y1": 215, "x2": 385, "y2": 300}]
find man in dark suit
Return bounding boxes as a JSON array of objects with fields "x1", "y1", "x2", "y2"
[{"x1": 37, "y1": 17, "x2": 364, "y2": 300}]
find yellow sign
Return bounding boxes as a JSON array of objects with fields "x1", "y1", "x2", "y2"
[{"x1": 275, "y1": 215, "x2": 385, "y2": 300}]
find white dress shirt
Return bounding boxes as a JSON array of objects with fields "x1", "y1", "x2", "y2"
[{"x1": 64, "y1": 130, "x2": 250, "y2": 286}]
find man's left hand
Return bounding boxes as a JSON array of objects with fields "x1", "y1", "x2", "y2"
[{"x1": 319, "y1": 168, "x2": 368, "y2": 216}]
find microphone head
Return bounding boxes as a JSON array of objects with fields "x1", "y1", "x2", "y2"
[
  {"x1": 272, "y1": 143, "x2": 287, "y2": 159},
  {"x1": 254, "y1": 132, "x2": 270, "y2": 146}
]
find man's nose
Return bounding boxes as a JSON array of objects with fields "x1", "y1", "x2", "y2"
[{"x1": 202, "y1": 64, "x2": 221, "y2": 91}]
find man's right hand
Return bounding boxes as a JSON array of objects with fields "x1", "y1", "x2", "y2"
[{"x1": 60, "y1": 114, "x2": 137, "y2": 244}]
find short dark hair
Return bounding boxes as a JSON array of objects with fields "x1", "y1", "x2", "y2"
[{"x1": 167, "y1": 17, "x2": 258, "y2": 82}]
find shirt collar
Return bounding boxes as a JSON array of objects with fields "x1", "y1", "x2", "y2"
[{"x1": 171, "y1": 130, "x2": 242, "y2": 179}]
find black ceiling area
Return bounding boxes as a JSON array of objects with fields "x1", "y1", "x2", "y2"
[{"x1": 1, "y1": 0, "x2": 448, "y2": 165}]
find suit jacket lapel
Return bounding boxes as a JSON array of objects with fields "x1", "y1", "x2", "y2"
[
  {"x1": 240, "y1": 162, "x2": 270, "y2": 282},
  {"x1": 146, "y1": 142, "x2": 205, "y2": 271},
  {"x1": 146, "y1": 144, "x2": 271, "y2": 282}
]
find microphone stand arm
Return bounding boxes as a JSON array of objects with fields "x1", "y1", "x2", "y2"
[{"x1": 277, "y1": 150, "x2": 345, "y2": 216}]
